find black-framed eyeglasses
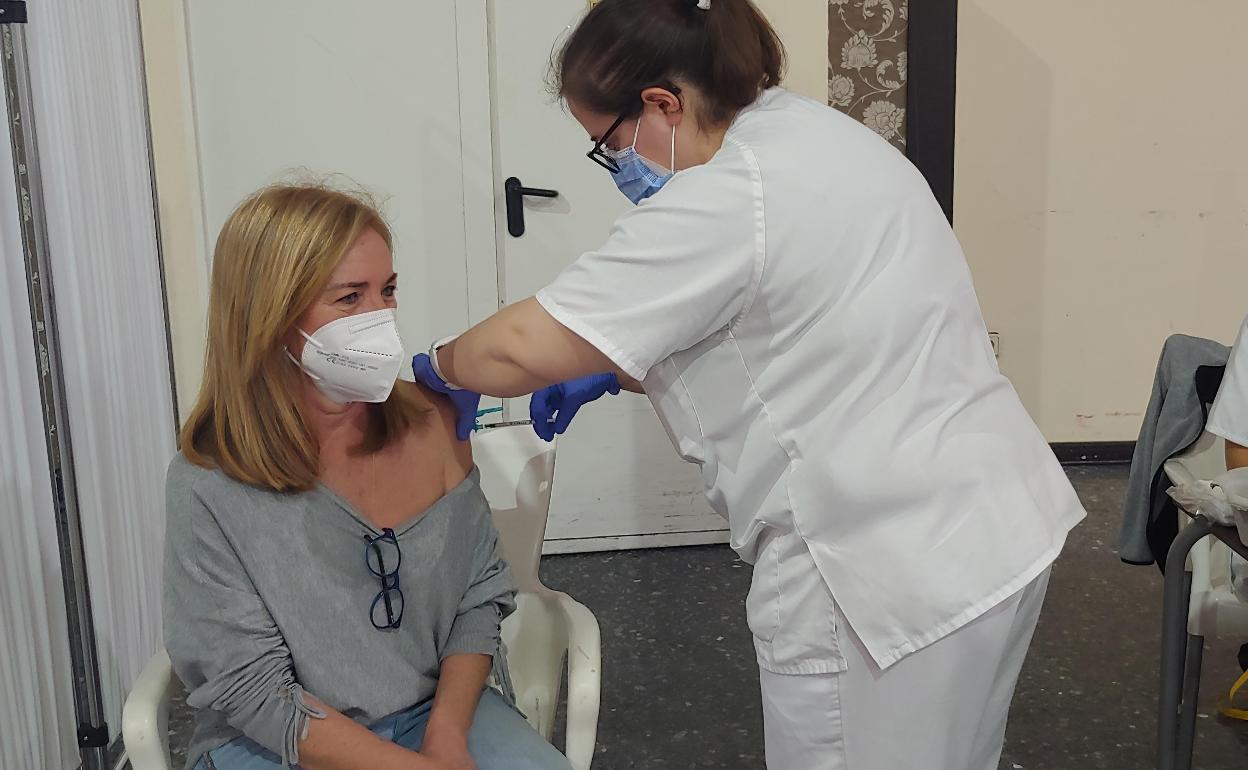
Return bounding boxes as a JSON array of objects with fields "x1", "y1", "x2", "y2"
[
  {"x1": 364, "y1": 528, "x2": 404, "y2": 630},
  {"x1": 587, "y1": 112, "x2": 629, "y2": 174}
]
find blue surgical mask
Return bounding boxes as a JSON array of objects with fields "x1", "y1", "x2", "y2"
[{"x1": 607, "y1": 120, "x2": 675, "y2": 205}]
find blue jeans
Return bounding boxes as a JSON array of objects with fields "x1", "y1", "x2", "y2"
[{"x1": 196, "y1": 689, "x2": 571, "y2": 770}]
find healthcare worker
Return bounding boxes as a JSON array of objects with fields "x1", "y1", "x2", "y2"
[{"x1": 413, "y1": 0, "x2": 1086, "y2": 767}]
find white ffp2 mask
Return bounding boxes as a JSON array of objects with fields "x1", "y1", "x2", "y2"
[{"x1": 287, "y1": 308, "x2": 405, "y2": 404}]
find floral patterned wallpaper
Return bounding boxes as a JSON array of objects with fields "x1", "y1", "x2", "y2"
[{"x1": 828, "y1": 0, "x2": 909, "y2": 148}]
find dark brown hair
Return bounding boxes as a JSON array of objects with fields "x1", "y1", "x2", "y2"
[{"x1": 554, "y1": 0, "x2": 786, "y2": 126}]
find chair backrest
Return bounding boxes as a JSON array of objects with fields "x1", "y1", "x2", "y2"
[
  {"x1": 1164, "y1": 430, "x2": 1226, "y2": 487},
  {"x1": 473, "y1": 425, "x2": 556, "y2": 594},
  {"x1": 1164, "y1": 430, "x2": 1234, "y2": 587}
]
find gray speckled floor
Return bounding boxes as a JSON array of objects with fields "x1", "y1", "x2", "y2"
[{"x1": 165, "y1": 466, "x2": 1248, "y2": 768}]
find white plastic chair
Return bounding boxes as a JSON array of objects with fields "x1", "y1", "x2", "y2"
[
  {"x1": 1158, "y1": 430, "x2": 1248, "y2": 769},
  {"x1": 1163, "y1": 430, "x2": 1248, "y2": 640},
  {"x1": 474, "y1": 425, "x2": 601, "y2": 769},
  {"x1": 122, "y1": 425, "x2": 600, "y2": 770},
  {"x1": 122, "y1": 647, "x2": 178, "y2": 770}
]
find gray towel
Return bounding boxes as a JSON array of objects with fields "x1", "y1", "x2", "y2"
[{"x1": 1119, "y1": 335, "x2": 1227, "y2": 567}]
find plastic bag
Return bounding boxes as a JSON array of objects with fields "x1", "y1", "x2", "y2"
[
  {"x1": 1167, "y1": 466, "x2": 1248, "y2": 537},
  {"x1": 1232, "y1": 551, "x2": 1248, "y2": 605},
  {"x1": 1167, "y1": 479, "x2": 1238, "y2": 525},
  {"x1": 1168, "y1": 467, "x2": 1248, "y2": 602}
]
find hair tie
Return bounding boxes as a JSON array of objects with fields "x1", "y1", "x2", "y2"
[{"x1": 696, "y1": 0, "x2": 711, "y2": 9}]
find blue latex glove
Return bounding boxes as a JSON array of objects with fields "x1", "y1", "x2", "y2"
[
  {"x1": 412, "y1": 353, "x2": 481, "y2": 441},
  {"x1": 529, "y1": 373, "x2": 621, "y2": 442}
]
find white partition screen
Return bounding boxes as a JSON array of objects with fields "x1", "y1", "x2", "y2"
[
  {"x1": 0, "y1": 53, "x2": 79, "y2": 770},
  {"x1": 0, "y1": 3, "x2": 177, "y2": 768},
  {"x1": 25, "y1": 0, "x2": 178, "y2": 742}
]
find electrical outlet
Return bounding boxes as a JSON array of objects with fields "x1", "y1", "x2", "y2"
[{"x1": 988, "y1": 332, "x2": 1001, "y2": 358}]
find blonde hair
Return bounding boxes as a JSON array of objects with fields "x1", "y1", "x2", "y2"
[{"x1": 181, "y1": 183, "x2": 428, "y2": 491}]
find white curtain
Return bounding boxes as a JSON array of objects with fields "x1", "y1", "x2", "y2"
[
  {"x1": 0, "y1": 67, "x2": 79, "y2": 770},
  {"x1": 0, "y1": 3, "x2": 179, "y2": 765},
  {"x1": 26, "y1": 0, "x2": 178, "y2": 741}
]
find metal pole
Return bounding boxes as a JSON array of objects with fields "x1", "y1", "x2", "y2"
[
  {"x1": 1175, "y1": 632, "x2": 1203, "y2": 770},
  {"x1": 1157, "y1": 515, "x2": 1213, "y2": 770},
  {"x1": 1, "y1": 5, "x2": 109, "y2": 769}
]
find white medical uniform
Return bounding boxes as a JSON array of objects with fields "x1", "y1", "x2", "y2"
[
  {"x1": 537, "y1": 88, "x2": 1086, "y2": 768},
  {"x1": 1206, "y1": 314, "x2": 1248, "y2": 605},
  {"x1": 1208, "y1": 314, "x2": 1248, "y2": 446}
]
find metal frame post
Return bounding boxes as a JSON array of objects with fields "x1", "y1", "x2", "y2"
[{"x1": 1, "y1": 3, "x2": 109, "y2": 768}]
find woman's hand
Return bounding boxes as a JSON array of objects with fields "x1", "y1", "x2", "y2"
[
  {"x1": 418, "y1": 654, "x2": 489, "y2": 770},
  {"x1": 294, "y1": 693, "x2": 459, "y2": 770},
  {"x1": 420, "y1": 728, "x2": 476, "y2": 770}
]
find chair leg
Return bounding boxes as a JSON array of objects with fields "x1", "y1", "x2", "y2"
[
  {"x1": 1176, "y1": 634, "x2": 1204, "y2": 770},
  {"x1": 1158, "y1": 516, "x2": 1212, "y2": 770}
]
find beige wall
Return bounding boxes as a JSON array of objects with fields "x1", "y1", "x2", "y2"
[
  {"x1": 955, "y1": 1, "x2": 1248, "y2": 441},
  {"x1": 769, "y1": 0, "x2": 1248, "y2": 442},
  {"x1": 138, "y1": 0, "x2": 208, "y2": 421},
  {"x1": 756, "y1": 0, "x2": 828, "y2": 103}
]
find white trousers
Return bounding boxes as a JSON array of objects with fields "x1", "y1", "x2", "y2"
[{"x1": 758, "y1": 565, "x2": 1051, "y2": 770}]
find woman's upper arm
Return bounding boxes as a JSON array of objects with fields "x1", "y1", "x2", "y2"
[
  {"x1": 164, "y1": 472, "x2": 281, "y2": 674},
  {"x1": 1226, "y1": 440, "x2": 1248, "y2": 471},
  {"x1": 424, "y1": 384, "x2": 474, "y2": 471},
  {"x1": 163, "y1": 465, "x2": 321, "y2": 760}
]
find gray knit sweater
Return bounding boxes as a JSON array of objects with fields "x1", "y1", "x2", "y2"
[{"x1": 162, "y1": 454, "x2": 515, "y2": 769}]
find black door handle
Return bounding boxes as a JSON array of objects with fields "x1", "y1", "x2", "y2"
[{"x1": 505, "y1": 176, "x2": 559, "y2": 237}]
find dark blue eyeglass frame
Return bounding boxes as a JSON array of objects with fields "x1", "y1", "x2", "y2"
[{"x1": 364, "y1": 528, "x2": 403, "y2": 630}]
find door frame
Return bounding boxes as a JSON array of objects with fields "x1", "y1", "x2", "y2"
[
  {"x1": 905, "y1": 0, "x2": 959, "y2": 223},
  {"x1": 136, "y1": 0, "x2": 211, "y2": 421},
  {"x1": 453, "y1": 2, "x2": 504, "y2": 326}
]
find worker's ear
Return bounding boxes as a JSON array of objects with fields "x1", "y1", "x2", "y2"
[{"x1": 640, "y1": 86, "x2": 684, "y2": 127}]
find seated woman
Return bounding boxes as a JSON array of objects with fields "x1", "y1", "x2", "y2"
[{"x1": 165, "y1": 184, "x2": 571, "y2": 770}]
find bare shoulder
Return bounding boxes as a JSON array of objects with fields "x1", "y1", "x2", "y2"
[{"x1": 395, "y1": 381, "x2": 473, "y2": 479}]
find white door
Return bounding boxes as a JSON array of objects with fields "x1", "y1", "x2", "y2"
[
  {"x1": 489, "y1": 1, "x2": 726, "y2": 552},
  {"x1": 184, "y1": 0, "x2": 478, "y2": 350}
]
